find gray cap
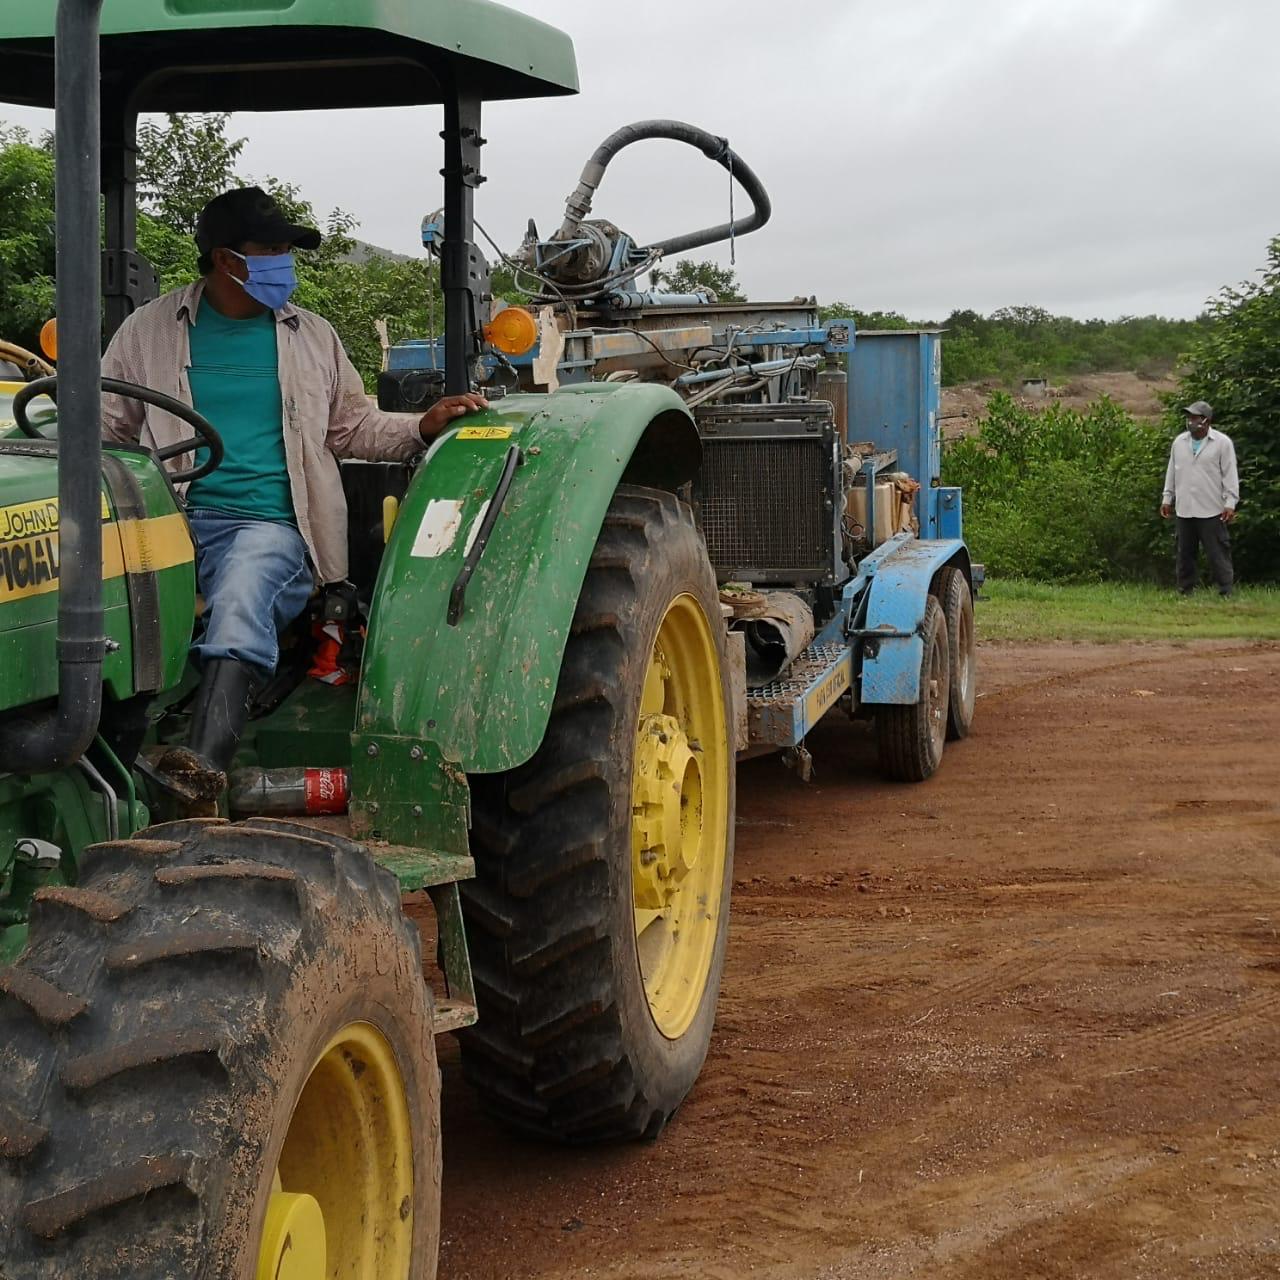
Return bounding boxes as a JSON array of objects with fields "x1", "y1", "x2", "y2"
[{"x1": 1183, "y1": 400, "x2": 1213, "y2": 420}]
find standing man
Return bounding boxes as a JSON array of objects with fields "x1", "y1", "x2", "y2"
[
  {"x1": 102, "y1": 186, "x2": 487, "y2": 803},
  {"x1": 1161, "y1": 401, "x2": 1239, "y2": 597}
]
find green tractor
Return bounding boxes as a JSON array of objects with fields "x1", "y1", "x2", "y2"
[{"x1": 0, "y1": 2, "x2": 734, "y2": 1275}]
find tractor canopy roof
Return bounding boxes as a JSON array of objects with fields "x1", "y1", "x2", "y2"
[{"x1": 0, "y1": 0, "x2": 578, "y2": 112}]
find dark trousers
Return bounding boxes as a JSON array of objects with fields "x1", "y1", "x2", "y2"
[{"x1": 1176, "y1": 516, "x2": 1234, "y2": 594}]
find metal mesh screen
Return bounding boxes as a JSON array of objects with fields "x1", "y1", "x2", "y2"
[{"x1": 699, "y1": 437, "x2": 830, "y2": 576}]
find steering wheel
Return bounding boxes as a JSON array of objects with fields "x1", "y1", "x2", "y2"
[{"x1": 13, "y1": 375, "x2": 225, "y2": 485}]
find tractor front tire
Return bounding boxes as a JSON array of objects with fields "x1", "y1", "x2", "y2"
[
  {"x1": 0, "y1": 818, "x2": 440, "y2": 1279},
  {"x1": 461, "y1": 485, "x2": 735, "y2": 1142},
  {"x1": 876, "y1": 594, "x2": 951, "y2": 782}
]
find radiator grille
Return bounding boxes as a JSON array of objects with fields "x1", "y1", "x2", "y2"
[{"x1": 699, "y1": 435, "x2": 834, "y2": 580}]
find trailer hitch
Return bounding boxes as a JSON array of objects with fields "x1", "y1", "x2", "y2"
[{"x1": 446, "y1": 443, "x2": 524, "y2": 626}]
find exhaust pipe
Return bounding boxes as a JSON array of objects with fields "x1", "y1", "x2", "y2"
[{"x1": 0, "y1": 0, "x2": 107, "y2": 774}]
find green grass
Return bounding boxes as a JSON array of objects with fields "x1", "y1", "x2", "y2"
[{"x1": 976, "y1": 580, "x2": 1280, "y2": 643}]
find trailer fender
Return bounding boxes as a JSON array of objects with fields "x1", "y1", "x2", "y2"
[
  {"x1": 355, "y1": 383, "x2": 698, "y2": 776},
  {"x1": 858, "y1": 539, "x2": 970, "y2": 705}
]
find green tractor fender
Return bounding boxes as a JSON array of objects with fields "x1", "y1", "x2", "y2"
[{"x1": 354, "y1": 382, "x2": 698, "y2": 805}]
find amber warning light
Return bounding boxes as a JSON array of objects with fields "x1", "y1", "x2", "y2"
[{"x1": 483, "y1": 306, "x2": 539, "y2": 357}]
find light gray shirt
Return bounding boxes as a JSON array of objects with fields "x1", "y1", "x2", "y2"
[
  {"x1": 101, "y1": 279, "x2": 425, "y2": 583},
  {"x1": 1162, "y1": 428, "x2": 1239, "y2": 518}
]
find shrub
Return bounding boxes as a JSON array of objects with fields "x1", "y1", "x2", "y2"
[{"x1": 943, "y1": 393, "x2": 1171, "y2": 582}]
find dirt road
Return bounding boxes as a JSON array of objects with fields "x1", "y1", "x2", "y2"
[{"x1": 438, "y1": 640, "x2": 1280, "y2": 1279}]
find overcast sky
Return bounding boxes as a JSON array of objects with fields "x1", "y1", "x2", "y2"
[{"x1": 4, "y1": 0, "x2": 1277, "y2": 318}]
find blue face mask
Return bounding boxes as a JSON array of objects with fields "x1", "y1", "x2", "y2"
[{"x1": 228, "y1": 250, "x2": 298, "y2": 310}]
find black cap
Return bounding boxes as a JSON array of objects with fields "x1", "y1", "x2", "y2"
[{"x1": 194, "y1": 186, "x2": 322, "y2": 257}]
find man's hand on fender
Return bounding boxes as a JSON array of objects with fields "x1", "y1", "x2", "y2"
[{"x1": 419, "y1": 393, "x2": 490, "y2": 441}]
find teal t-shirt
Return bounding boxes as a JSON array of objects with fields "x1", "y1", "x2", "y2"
[{"x1": 184, "y1": 299, "x2": 295, "y2": 522}]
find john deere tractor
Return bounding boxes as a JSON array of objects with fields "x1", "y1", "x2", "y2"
[
  {"x1": 0, "y1": 2, "x2": 974, "y2": 1276},
  {"x1": 0, "y1": 3, "x2": 735, "y2": 1275}
]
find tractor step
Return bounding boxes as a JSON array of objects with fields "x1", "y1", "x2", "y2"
[
  {"x1": 432, "y1": 998, "x2": 479, "y2": 1034},
  {"x1": 427, "y1": 881, "x2": 477, "y2": 1035},
  {"x1": 746, "y1": 642, "x2": 855, "y2": 748}
]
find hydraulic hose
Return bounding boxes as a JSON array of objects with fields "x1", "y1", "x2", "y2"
[
  {"x1": 0, "y1": 0, "x2": 107, "y2": 775},
  {"x1": 556, "y1": 119, "x2": 772, "y2": 259}
]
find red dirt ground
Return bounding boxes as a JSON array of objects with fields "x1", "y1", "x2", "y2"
[{"x1": 436, "y1": 639, "x2": 1280, "y2": 1279}]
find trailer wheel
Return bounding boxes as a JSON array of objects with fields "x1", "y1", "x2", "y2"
[
  {"x1": 461, "y1": 485, "x2": 734, "y2": 1142},
  {"x1": 0, "y1": 818, "x2": 440, "y2": 1279},
  {"x1": 876, "y1": 595, "x2": 950, "y2": 782},
  {"x1": 933, "y1": 565, "x2": 976, "y2": 740}
]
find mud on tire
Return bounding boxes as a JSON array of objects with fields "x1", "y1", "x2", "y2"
[
  {"x1": 460, "y1": 485, "x2": 735, "y2": 1143},
  {"x1": 0, "y1": 817, "x2": 440, "y2": 1279}
]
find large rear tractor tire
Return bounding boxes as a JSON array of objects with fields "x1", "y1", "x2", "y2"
[
  {"x1": 875, "y1": 594, "x2": 951, "y2": 782},
  {"x1": 0, "y1": 817, "x2": 440, "y2": 1279},
  {"x1": 933, "y1": 565, "x2": 976, "y2": 740},
  {"x1": 460, "y1": 485, "x2": 735, "y2": 1142}
]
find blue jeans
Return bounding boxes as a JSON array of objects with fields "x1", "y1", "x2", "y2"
[{"x1": 189, "y1": 510, "x2": 314, "y2": 678}]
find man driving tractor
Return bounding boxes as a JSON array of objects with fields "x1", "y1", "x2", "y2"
[{"x1": 101, "y1": 186, "x2": 487, "y2": 807}]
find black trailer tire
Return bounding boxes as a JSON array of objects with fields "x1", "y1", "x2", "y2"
[
  {"x1": 932, "y1": 565, "x2": 976, "y2": 740},
  {"x1": 460, "y1": 485, "x2": 735, "y2": 1143},
  {"x1": 0, "y1": 817, "x2": 440, "y2": 1279},
  {"x1": 875, "y1": 595, "x2": 951, "y2": 782}
]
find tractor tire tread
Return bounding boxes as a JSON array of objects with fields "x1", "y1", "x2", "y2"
[
  {"x1": 0, "y1": 821, "x2": 435, "y2": 1277},
  {"x1": 0, "y1": 969, "x2": 87, "y2": 1028},
  {"x1": 29, "y1": 886, "x2": 133, "y2": 924}
]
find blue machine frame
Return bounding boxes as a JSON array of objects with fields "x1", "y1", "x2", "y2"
[{"x1": 740, "y1": 328, "x2": 970, "y2": 747}]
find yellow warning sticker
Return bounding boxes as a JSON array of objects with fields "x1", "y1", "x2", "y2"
[
  {"x1": 0, "y1": 494, "x2": 111, "y2": 543},
  {"x1": 457, "y1": 426, "x2": 513, "y2": 441}
]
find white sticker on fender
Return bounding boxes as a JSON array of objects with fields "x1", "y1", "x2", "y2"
[{"x1": 411, "y1": 498, "x2": 464, "y2": 558}]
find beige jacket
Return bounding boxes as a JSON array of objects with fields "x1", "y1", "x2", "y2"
[{"x1": 101, "y1": 279, "x2": 424, "y2": 582}]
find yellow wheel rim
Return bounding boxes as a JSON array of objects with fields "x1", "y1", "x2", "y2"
[
  {"x1": 257, "y1": 1022, "x2": 414, "y2": 1280},
  {"x1": 631, "y1": 593, "x2": 730, "y2": 1039}
]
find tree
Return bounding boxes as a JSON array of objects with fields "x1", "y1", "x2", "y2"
[
  {"x1": 650, "y1": 258, "x2": 744, "y2": 302},
  {"x1": 0, "y1": 126, "x2": 55, "y2": 348},
  {"x1": 989, "y1": 304, "x2": 1053, "y2": 333},
  {"x1": 137, "y1": 113, "x2": 246, "y2": 234},
  {"x1": 818, "y1": 301, "x2": 910, "y2": 329},
  {"x1": 1170, "y1": 235, "x2": 1280, "y2": 580}
]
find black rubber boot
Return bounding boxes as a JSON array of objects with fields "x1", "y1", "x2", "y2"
[
  {"x1": 186, "y1": 658, "x2": 260, "y2": 773},
  {"x1": 151, "y1": 659, "x2": 260, "y2": 813}
]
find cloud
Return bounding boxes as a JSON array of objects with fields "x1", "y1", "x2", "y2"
[{"x1": 3, "y1": 0, "x2": 1275, "y2": 318}]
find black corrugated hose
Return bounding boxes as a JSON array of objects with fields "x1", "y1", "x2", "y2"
[{"x1": 555, "y1": 119, "x2": 772, "y2": 259}]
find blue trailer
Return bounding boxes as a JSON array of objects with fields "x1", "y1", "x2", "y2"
[
  {"x1": 385, "y1": 145, "x2": 977, "y2": 783},
  {"x1": 733, "y1": 326, "x2": 976, "y2": 781}
]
